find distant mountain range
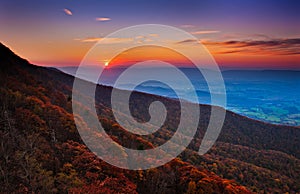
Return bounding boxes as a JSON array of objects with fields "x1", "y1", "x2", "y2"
[
  {"x1": 58, "y1": 66, "x2": 300, "y2": 126},
  {"x1": 1, "y1": 42, "x2": 299, "y2": 193}
]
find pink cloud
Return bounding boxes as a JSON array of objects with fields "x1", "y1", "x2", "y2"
[
  {"x1": 95, "y1": 17, "x2": 111, "y2": 22},
  {"x1": 63, "y1": 8, "x2": 73, "y2": 16}
]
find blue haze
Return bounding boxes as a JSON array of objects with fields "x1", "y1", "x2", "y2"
[{"x1": 58, "y1": 67, "x2": 300, "y2": 126}]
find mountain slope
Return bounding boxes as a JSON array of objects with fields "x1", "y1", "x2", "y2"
[{"x1": 0, "y1": 42, "x2": 299, "y2": 193}]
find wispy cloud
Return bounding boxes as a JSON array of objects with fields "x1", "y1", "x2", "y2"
[
  {"x1": 95, "y1": 17, "x2": 111, "y2": 22},
  {"x1": 75, "y1": 37, "x2": 102, "y2": 43},
  {"x1": 75, "y1": 37, "x2": 132, "y2": 44},
  {"x1": 176, "y1": 39, "x2": 199, "y2": 44},
  {"x1": 221, "y1": 33, "x2": 271, "y2": 41},
  {"x1": 191, "y1": 30, "x2": 220, "y2": 35},
  {"x1": 177, "y1": 37, "x2": 300, "y2": 55},
  {"x1": 180, "y1": 24, "x2": 195, "y2": 28},
  {"x1": 149, "y1": 33, "x2": 159, "y2": 37},
  {"x1": 63, "y1": 8, "x2": 73, "y2": 16},
  {"x1": 75, "y1": 33, "x2": 159, "y2": 44},
  {"x1": 205, "y1": 38, "x2": 300, "y2": 55}
]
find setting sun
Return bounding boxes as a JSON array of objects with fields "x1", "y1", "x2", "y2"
[{"x1": 104, "y1": 61, "x2": 109, "y2": 67}]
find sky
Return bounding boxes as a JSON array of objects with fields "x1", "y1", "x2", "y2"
[{"x1": 1, "y1": 0, "x2": 300, "y2": 69}]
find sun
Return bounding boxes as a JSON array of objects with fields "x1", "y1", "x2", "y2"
[{"x1": 104, "y1": 61, "x2": 109, "y2": 67}]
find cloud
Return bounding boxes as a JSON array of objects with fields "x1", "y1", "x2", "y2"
[
  {"x1": 134, "y1": 34, "x2": 158, "y2": 41},
  {"x1": 176, "y1": 39, "x2": 199, "y2": 44},
  {"x1": 77, "y1": 37, "x2": 102, "y2": 43},
  {"x1": 149, "y1": 33, "x2": 159, "y2": 37},
  {"x1": 180, "y1": 25, "x2": 195, "y2": 28},
  {"x1": 176, "y1": 37, "x2": 300, "y2": 55},
  {"x1": 220, "y1": 33, "x2": 272, "y2": 41},
  {"x1": 214, "y1": 49, "x2": 250, "y2": 55},
  {"x1": 63, "y1": 8, "x2": 72, "y2": 16},
  {"x1": 75, "y1": 37, "x2": 132, "y2": 44},
  {"x1": 206, "y1": 38, "x2": 300, "y2": 48},
  {"x1": 95, "y1": 17, "x2": 111, "y2": 22},
  {"x1": 76, "y1": 34, "x2": 159, "y2": 44},
  {"x1": 191, "y1": 30, "x2": 220, "y2": 35},
  {"x1": 205, "y1": 38, "x2": 300, "y2": 55}
]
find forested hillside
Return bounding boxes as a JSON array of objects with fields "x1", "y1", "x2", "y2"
[{"x1": 1, "y1": 42, "x2": 299, "y2": 193}]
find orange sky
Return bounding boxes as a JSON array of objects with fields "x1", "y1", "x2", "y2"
[
  {"x1": 1, "y1": 0, "x2": 299, "y2": 69},
  {"x1": 108, "y1": 46, "x2": 194, "y2": 67},
  {"x1": 3, "y1": 36, "x2": 299, "y2": 69}
]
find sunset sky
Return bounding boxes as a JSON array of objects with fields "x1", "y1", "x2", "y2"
[{"x1": 1, "y1": 0, "x2": 299, "y2": 69}]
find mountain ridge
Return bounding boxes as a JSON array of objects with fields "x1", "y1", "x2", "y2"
[{"x1": 1, "y1": 42, "x2": 299, "y2": 193}]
